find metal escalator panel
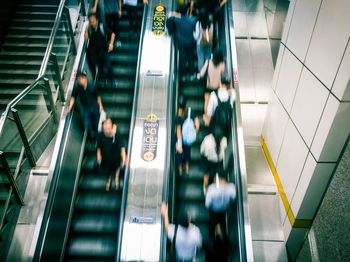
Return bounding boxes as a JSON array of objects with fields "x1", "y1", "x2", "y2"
[{"x1": 64, "y1": 7, "x2": 145, "y2": 262}]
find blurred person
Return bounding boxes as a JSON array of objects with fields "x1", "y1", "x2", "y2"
[
  {"x1": 161, "y1": 203, "x2": 202, "y2": 262},
  {"x1": 169, "y1": 4, "x2": 196, "y2": 81},
  {"x1": 206, "y1": 75, "x2": 235, "y2": 133},
  {"x1": 67, "y1": 72, "x2": 103, "y2": 137},
  {"x1": 200, "y1": 125, "x2": 227, "y2": 193},
  {"x1": 85, "y1": 13, "x2": 117, "y2": 88},
  {"x1": 197, "y1": 49, "x2": 225, "y2": 119},
  {"x1": 193, "y1": 8, "x2": 213, "y2": 71},
  {"x1": 176, "y1": 97, "x2": 200, "y2": 176},
  {"x1": 97, "y1": 118, "x2": 127, "y2": 191},
  {"x1": 91, "y1": 0, "x2": 123, "y2": 47},
  {"x1": 205, "y1": 170, "x2": 236, "y2": 237},
  {"x1": 123, "y1": 0, "x2": 148, "y2": 37}
]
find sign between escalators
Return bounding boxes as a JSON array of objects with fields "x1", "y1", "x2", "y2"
[
  {"x1": 152, "y1": 5, "x2": 166, "y2": 36},
  {"x1": 141, "y1": 114, "x2": 159, "y2": 161}
]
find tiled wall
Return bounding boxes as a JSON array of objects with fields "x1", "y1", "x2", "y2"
[{"x1": 262, "y1": 0, "x2": 350, "y2": 258}]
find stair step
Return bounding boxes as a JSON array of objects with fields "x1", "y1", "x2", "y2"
[
  {"x1": 72, "y1": 213, "x2": 118, "y2": 234},
  {"x1": 76, "y1": 192, "x2": 121, "y2": 212},
  {"x1": 177, "y1": 182, "x2": 205, "y2": 201},
  {"x1": 178, "y1": 203, "x2": 210, "y2": 224},
  {"x1": 67, "y1": 236, "x2": 116, "y2": 258}
]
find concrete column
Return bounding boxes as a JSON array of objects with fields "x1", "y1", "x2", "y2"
[{"x1": 261, "y1": 0, "x2": 350, "y2": 259}]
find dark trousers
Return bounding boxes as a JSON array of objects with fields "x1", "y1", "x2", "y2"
[
  {"x1": 89, "y1": 50, "x2": 115, "y2": 81},
  {"x1": 83, "y1": 107, "x2": 100, "y2": 134},
  {"x1": 105, "y1": 13, "x2": 120, "y2": 38},
  {"x1": 178, "y1": 42, "x2": 195, "y2": 76},
  {"x1": 208, "y1": 209, "x2": 226, "y2": 238},
  {"x1": 125, "y1": 5, "x2": 141, "y2": 32}
]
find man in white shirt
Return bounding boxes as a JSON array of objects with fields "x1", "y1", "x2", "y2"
[
  {"x1": 161, "y1": 203, "x2": 202, "y2": 262},
  {"x1": 206, "y1": 75, "x2": 236, "y2": 124},
  {"x1": 205, "y1": 171, "x2": 236, "y2": 237}
]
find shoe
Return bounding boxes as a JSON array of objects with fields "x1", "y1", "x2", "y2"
[
  {"x1": 112, "y1": 80, "x2": 118, "y2": 88},
  {"x1": 189, "y1": 74, "x2": 197, "y2": 81},
  {"x1": 106, "y1": 178, "x2": 111, "y2": 192},
  {"x1": 115, "y1": 40, "x2": 122, "y2": 48}
]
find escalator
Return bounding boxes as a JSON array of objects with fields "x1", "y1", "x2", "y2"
[
  {"x1": 64, "y1": 6, "x2": 144, "y2": 261},
  {"x1": 169, "y1": 3, "x2": 252, "y2": 262},
  {"x1": 175, "y1": 77, "x2": 210, "y2": 262}
]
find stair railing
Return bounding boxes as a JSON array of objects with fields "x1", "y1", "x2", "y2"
[{"x1": 0, "y1": 0, "x2": 87, "y2": 235}]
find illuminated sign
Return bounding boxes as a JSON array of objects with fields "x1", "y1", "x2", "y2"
[
  {"x1": 141, "y1": 114, "x2": 159, "y2": 161},
  {"x1": 152, "y1": 5, "x2": 166, "y2": 36}
]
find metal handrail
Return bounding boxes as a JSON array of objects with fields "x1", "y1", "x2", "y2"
[
  {"x1": 223, "y1": 2, "x2": 254, "y2": 261},
  {"x1": 115, "y1": 4, "x2": 148, "y2": 262},
  {"x1": 0, "y1": 0, "x2": 75, "y2": 138},
  {"x1": 39, "y1": 0, "x2": 76, "y2": 76}
]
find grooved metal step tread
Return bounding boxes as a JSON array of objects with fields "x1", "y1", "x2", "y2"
[
  {"x1": 178, "y1": 203, "x2": 209, "y2": 224},
  {"x1": 72, "y1": 213, "x2": 119, "y2": 234},
  {"x1": 67, "y1": 236, "x2": 116, "y2": 258},
  {"x1": 100, "y1": 93, "x2": 133, "y2": 104},
  {"x1": 177, "y1": 182, "x2": 205, "y2": 201},
  {"x1": 80, "y1": 175, "x2": 122, "y2": 192},
  {"x1": 76, "y1": 192, "x2": 121, "y2": 212}
]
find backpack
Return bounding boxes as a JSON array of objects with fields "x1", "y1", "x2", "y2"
[
  {"x1": 182, "y1": 107, "x2": 196, "y2": 146},
  {"x1": 200, "y1": 24, "x2": 213, "y2": 47},
  {"x1": 211, "y1": 90, "x2": 232, "y2": 135}
]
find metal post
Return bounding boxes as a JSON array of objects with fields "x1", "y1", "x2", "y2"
[
  {"x1": 64, "y1": 7, "x2": 77, "y2": 55},
  {"x1": 11, "y1": 109, "x2": 36, "y2": 167},
  {"x1": 50, "y1": 53, "x2": 65, "y2": 102},
  {"x1": 0, "y1": 151, "x2": 24, "y2": 205},
  {"x1": 43, "y1": 78, "x2": 59, "y2": 124}
]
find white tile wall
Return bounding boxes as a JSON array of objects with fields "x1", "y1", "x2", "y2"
[
  {"x1": 286, "y1": 0, "x2": 322, "y2": 62},
  {"x1": 276, "y1": 120, "x2": 308, "y2": 204},
  {"x1": 332, "y1": 41, "x2": 350, "y2": 101},
  {"x1": 291, "y1": 68, "x2": 329, "y2": 146},
  {"x1": 262, "y1": 92, "x2": 289, "y2": 164},
  {"x1": 281, "y1": 0, "x2": 297, "y2": 44},
  {"x1": 275, "y1": 49, "x2": 303, "y2": 113},
  {"x1": 291, "y1": 154, "x2": 336, "y2": 219},
  {"x1": 311, "y1": 97, "x2": 350, "y2": 162},
  {"x1": 271, "y1": 44, "x2": 285, "y2": 91},
  {"x1": 305, "y1": 0, "x2": 350, "y2": 89}
]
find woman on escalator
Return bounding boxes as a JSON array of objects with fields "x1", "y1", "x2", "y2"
[
  {"x1": 176, "y1": 97, "x2": 200, "y2": 176},
  {"x1": 161, "y1": 203, "x2": 202, "y2": 262},
  {"x1": 197, "y1": 49, "x2": 225, "y2": 125},
  {"x1": 200, "y1": 125, "x2": 227, "y2": 193}
]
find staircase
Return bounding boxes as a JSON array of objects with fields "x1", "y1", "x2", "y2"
[
  {"x1": 0, "y1": 0, "x2": 73, "y2": 258},
  {"x1": 64, "y1": 6, "x2": 144, "y2": 261},
  {"x1": 0, "y1": 0, "x2": 68, "y2": 114}
]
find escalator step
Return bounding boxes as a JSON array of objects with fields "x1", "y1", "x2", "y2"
[
  {"x1": 72, "y1": 213, "x2": 118, "y2": 234},
  {"x1": 76, "y1": 192, "x2": 121, "y2": 212},
  {"x1": 178, "y1": 203, "x2": 209, "y2": 224},
  {"x1": 68, "y1": 236, "x2": 116, "y2": 258},
  {"x1": 177, "y1": 182, "x2": 204, "y2": 201},
  {"x1": 80, "y1": 174, "x2": 121, "y2": 192}
]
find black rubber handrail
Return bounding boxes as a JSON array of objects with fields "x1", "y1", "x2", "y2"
[{"x1": 115, "y1": 4, "x2": 149, "y2": 262}]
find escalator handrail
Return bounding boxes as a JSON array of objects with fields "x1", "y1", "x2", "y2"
[
  {"x1": 115, "y1": 4, "x2": 148, "y2": 262},
  {"x1": 32, "y1": 22, "x2": 88, "y2": 260},
  {"x1": 160, "y1": 13, "x2": 177, "y2": 262},
  {"x1": 223, "y1": 2, "x2": 254, "y2": 261}
]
